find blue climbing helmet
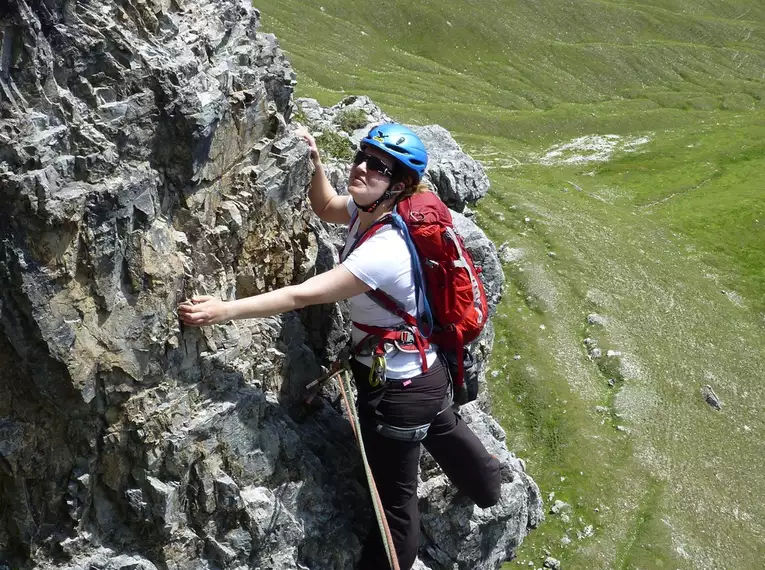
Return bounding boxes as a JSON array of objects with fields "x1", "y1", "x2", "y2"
[{"x1": 361, "y1": 123, "x2": 428, "y2": 181}]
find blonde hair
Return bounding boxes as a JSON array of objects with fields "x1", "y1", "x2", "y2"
[{"x1": 396, "y1": 181, "x2": 431, "y2": 203}]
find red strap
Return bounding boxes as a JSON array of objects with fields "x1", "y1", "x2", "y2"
[
  {"x1": 342, "y1": 215, "x2": 391, "y2": 262},
  {"x1": 353, "y1": 322, "x2": 430, "y2": 374},
  {"x1": 454, "y1": 327, "x2": 465, "y2": 388},
  {"x1": 413, "y1": 332, "x2": 429, "y2": 374},
  {"x1": 345, "y1": 214, "x2": 429, "y2": 373},
  {"x1": 367, "y1": 289, "x2": 418, "y2": 328}
]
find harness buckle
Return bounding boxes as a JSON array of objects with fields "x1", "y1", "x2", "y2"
[
  {"x1": 398, "y1": 330, "x2": 414, "y2": 344},
  {"x1": 394, "y1": 329, "x2": 419, "y2": 353}
]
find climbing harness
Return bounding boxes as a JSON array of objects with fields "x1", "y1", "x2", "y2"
[
  {"x1": 373, "y1": 419, "x2": 430, "y2": 442},
  {"x1": 336, "y1": 369, "x2": 401, "y2": 570}
]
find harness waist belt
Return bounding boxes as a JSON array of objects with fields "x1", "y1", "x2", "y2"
[
  {"x1": 374, "y1": 421, "x2": 430, "y2": 442},
  {"x1": 371, "y1": 392, "x2": 452, "y2": 442},
  {"x1": 352, "y1": 321, "x2": 431, "y2": 374}
]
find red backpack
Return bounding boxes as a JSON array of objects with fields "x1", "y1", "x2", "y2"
[{"x1": 345, "y1": 191, "x2": 489, "y2": 400}]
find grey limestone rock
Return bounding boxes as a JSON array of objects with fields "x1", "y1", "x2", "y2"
[
  {"x1": 550, "y1": 500, "x2": 571, "y2": 515},
  {"x1": 414, "y1": 124, "x2": 491, "y2": 212},
  {"x1": 297, "y1": 95, "x2": 393, "y2": 137},
  {"x1": 587, "y1": 313, "x2": 607, "y2": 326},
  {"x1": 418, "y1": 402, "x2": 543, "y2": 569},
  {"x1": 42, "y1": 549, "x2": 161, "y2": 570},
  {"x1": 0, "y1": 1, "x2": 539, "y2": 569},
  {"x1": 498, "y1": 243, "x2": 526, "y2": 265}
]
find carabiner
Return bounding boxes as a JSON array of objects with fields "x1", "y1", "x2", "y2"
[{"x1": 369, "y1": 354, "x2": 387, "y2": 387}]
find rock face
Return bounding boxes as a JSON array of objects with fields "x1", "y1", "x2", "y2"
[
  {"x1": 413, "y1": 125, "x2": 491, "y2": 212},
  {"x1": 418, "y1": 405, "x2": 543, "y2": 569},
  {"x1": 0, "y1": 2, "x2": 541, "y2": 569}
]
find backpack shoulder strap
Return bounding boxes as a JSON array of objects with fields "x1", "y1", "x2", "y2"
[
  {"x1": 343, "y1": 214, "x2": 416, "y2": 325},
  {"x1": 341, "y1": 214, "x2": 391, "y2": 262},
  {"x1": 367, "y1": 289, "x2": 418, "y2": 328},
  {"x1": 343, "y1": 208, "x2": 433, "y2": 339}
]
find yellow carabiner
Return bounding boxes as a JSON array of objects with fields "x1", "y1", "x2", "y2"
[{"x1": 369, "y1": 355, "x2": 387, "y2": 387}]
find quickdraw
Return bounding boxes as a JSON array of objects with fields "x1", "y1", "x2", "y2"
[{"x1": 303, "y1": 365, "x2": 346, "y2": 405}]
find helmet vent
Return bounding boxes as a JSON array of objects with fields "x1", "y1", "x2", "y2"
[{"x1": 387, "y1": 144, "x2": 412, "y2": 155}]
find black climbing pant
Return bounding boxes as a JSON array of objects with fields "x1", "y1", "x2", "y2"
[{"x1": 350, "y1": 356, "x2": 502, "y2": 570}]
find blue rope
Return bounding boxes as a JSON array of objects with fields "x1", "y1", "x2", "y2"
[{"x1": 390, "y1": 212, "x2": 434, "y2": 338}]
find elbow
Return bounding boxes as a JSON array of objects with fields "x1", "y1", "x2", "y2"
[
  {"x1": 309, "y1": 200, "x2": 323, "y2": 218},
  {"x1": 315, "y1": 203, "x2": 334, "y2": 223}
]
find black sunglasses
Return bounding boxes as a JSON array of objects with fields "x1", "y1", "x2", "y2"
[{"x1": 353, "y1": 150, "x2": 394, "y2": 177}]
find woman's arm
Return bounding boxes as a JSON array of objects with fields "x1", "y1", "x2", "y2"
[
  {"x1": 296, "y1": 126, "x2": 352, "y2": 225},
  {"x1": 178, "y1": 264, "x2": 369, "y2": 326}
]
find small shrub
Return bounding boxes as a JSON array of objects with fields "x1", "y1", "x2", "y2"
[
  {"x1": 318, "y1": 130, "x2": 354, "y2": 161},
  {"x1": 292, "y1": 106, "x2": 309, "y2": 126},
  {"x1": 334, "y1": 108, "x2": 368, "y2": 133}
]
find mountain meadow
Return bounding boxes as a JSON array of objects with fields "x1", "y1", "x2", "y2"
[{"x1": 254, "y1": 1, "x2": 765, "y2": 568}]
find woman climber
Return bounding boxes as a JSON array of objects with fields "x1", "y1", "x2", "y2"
[{"x1": 178, "y1": 122, "x2": 501, "y2": 570}]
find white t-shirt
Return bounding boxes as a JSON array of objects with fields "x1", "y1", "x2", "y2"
[{"x1": 341, "y1": 200, "x2": 438, "y2": 379}]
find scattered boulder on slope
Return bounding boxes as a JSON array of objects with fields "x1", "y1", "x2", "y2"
[
  {"x1": 550, "y1": 500, "x2": 572, "y2": 515},
  {"x1": 498, "y1": 243, "x2": 526, "y2": 264},
  {"x1": 587, "y1": 313, "x2": 607, "y2": 326},
  {"x1": 701, "y1": 384, "x2": 723, "y2": 411}
]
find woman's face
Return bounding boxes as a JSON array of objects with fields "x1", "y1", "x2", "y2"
[{"x1": 348, "y1": 146, "x2": 395, "y2": 206}]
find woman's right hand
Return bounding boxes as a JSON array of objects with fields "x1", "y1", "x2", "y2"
[
  {"x1": 295, "y1": 125, "x2": 320, "y2": 165},
  {"x1": 178, "y1": 295, "x2": 232, "y2": 327}
]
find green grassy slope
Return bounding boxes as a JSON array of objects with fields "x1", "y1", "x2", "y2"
[{"x1": 255, "y1": 1, "x2": 765, "y2": 568}]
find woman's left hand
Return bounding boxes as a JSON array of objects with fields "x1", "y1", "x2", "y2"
[
  {"x1": 294, "y1": 124, "x2": 320, "y2": 165},
  {"x1": 178, "y1": 295, "x2": 231, "y2": 326}
]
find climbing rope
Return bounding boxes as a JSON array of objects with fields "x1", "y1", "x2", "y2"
[{"x1": 337, "y1": 369, "x2": 401, "y2": 570}]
